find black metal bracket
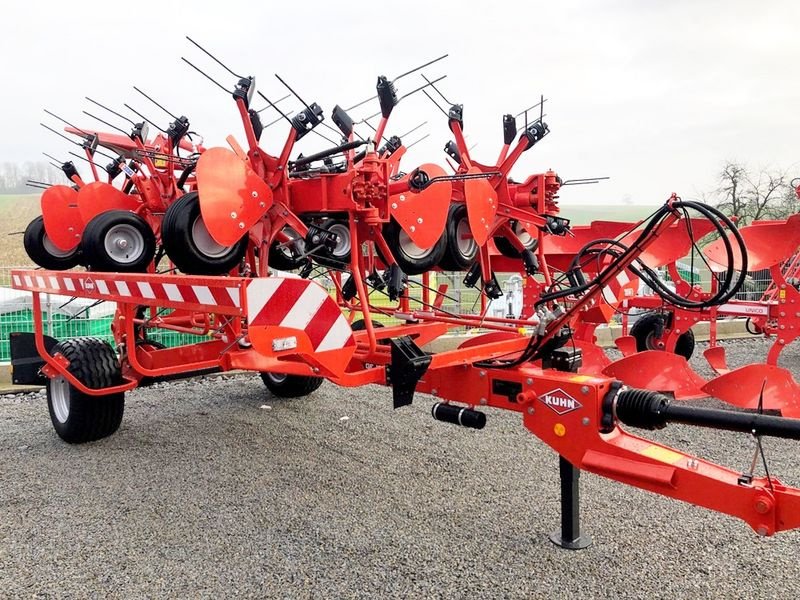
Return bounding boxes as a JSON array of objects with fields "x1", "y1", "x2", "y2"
[{"x1": 386, "y1": 336, "x2": 431, "y2": 409}]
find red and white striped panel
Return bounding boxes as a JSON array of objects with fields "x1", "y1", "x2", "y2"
[
  {"x1": 601, "y1": 270, "x2": 637, "y2": 306},
  {"x1": 10, "y1": 270, "x2": 243, "y2": 315},
  {"x1": 247, "y1": 278, "x2": 354, "y2": 352}
]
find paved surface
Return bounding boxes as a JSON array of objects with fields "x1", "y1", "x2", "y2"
[{"x1": 2, "y1": 338, "x2": 800, "y2": 598}]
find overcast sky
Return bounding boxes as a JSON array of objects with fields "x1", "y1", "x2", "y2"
[{"x1": 2, "y1": 0, "x2": 798, "y2": 205}]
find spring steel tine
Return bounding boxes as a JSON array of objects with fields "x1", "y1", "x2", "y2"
[
  {"x1": 398, "y1": 121, "x2": 428, "y2": 139},
  {"x1": 421, "y1": 89, "x2": 449, "y2": 117},
  {"x1": 421, "y1": 74, "x2": 454, "y2": 105},
  {"x1": 41, "y1": 123, "x2": 86, "y2": 146},
  {"x1": 346, "y1": 93, "x2": 377, "y2": 113},
  {"x1": 181, "y1": 57, "x2": 232, "y2": 94},
  {"x1": 26, "y1": 181, "x2": 51, "y2": 190},
  {"x1": 27, "y1": 179, "x2": 53, "y2": 188},
  {"x1": 85, "y1": 97, "x2": 136, "y2": 125},
  {"x1": 265, "y1": 111, "x2": 294, "y2": 128},
  {"x1": 82, "y1": 110, "x2": 130, "y2": 136},
  {"x1": 42, "y1": 152, "x2": 64, "y2": 164},
  {"x1": 255, "y1": 93, "x2": 291, "y2": 114},
  {"x1": 405, "y1": 133, "x2": 430, "y2": 150},
  {"x1": 274, "y1": 74, "x2": 312, "y2": 110},
  {"x1": 256, "y1": 91, "x2": 294, "y2": 125},
  {"x1": 393, "y1": 53, "x2": 449, "y2": 82},
  {"x1": 43, "y1": 109, "x2": 95, "y2": 137},
  {"x1": 132, "y1": 87, "x2": 179, "y2": 120},
  {"x1": 514, "y1": 98, "x2": 546, "y2": 120},
  {"x1": 123, "y1": 104, "x2": 167, "y2": 133},
  {"x1": 185, "y1": 36, "x2": 244, "y2": 79},
  {"x1": 68, "y1": 151, "x2": 109, "y2": 173}
]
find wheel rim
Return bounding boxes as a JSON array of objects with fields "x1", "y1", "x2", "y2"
[
  {"x1": 455, "y1": 217, "x2": 476, "y2": 258},
  {"x1": 42, "y1": 234, "x2": 76, "y2": 259},
  {"x1": 191, "y1": 215, "x2": 231, "y2": 258},
  {"x1": 644, "y1": 330, "x2": 664, "y2": 351},
  {"x1": 104, "y1": 223, "x2": 145, "y2": 264},
  {"x1": 398, "y1": 229, "x2": 433, "y2": 260},
  {"x1": 266, "y1": 372, "x2": 287, "y2": 384},
  {"x1": 513, "y1": 222, "x2": 534, "y2": 248},
  {"x1": 327, "y1": 223, "x2": 351, "y2": 258},
  {"x1": 277, "y1": 228, "x2": 304, "y2": 259},
  {"x1": 50, "y1": 376, "x2": 70, "y2": 424}
]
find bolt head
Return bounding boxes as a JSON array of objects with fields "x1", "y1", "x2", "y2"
[
  {"x1": 230, "y1": 211, "x2": 237, "y2": 219},
  {"x1": 527, "y1": 406, "x2": 535, "y2": 415},
  {"x1": 581, "y1": 385, "x2": 589, "y2": 395}
]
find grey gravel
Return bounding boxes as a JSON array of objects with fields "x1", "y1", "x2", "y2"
[{"x1": 2, "y1": 337, "x2": 800, "y2": 598}]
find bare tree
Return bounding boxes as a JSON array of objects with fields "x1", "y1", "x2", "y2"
[{"x1": 712, "y1": 161, "x2": 792, "y2": 224}]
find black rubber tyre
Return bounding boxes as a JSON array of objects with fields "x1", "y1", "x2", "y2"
[
  {"x1": 350, "y1": 319, "x2": 385, "y2": 331},
  {"x1": 382, "y1": 218, "x2": 447, "y2": 276},
  {"x1": 259, "y1": 371, "x2": 324, "y2": 398},
  {"x1": 312, "y1": 219, "x2": 352, "y2": 269},
  {"x1": 269, "y1": 226, "x2": 306, "y2": 271},
  {"x1": 630, "y1": 312, "x2": 695, "y2": 360},
  {"x1": 82, "y1": 210, "x2": 156, "y2": 272},
  {"x1": 439, "y1": 204, "x2": 477, "y2": 271},
  {"x1": 162, "y1": 192, "x2": 248, "y2": 275},
  {"x1": 494, "y1": 220, "x2": 537, "y2": 258},
  {"x1": 46, "y1": 337, "x2": 125, "y2": 444},
  {"x1": 23, "y1": 216, "x2": 81, "y2": 270}
]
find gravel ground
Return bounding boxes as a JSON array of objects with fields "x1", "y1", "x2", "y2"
[{"x1": 2, "y1": 337, "x2": 800, "y2": 598}]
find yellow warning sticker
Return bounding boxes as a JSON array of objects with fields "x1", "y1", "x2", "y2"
[
  {"x1": 780, "y1": 289, "x2": 786, "y2": 299},
  {"x1": 641, "y1": 445, "x2": 683, "y2": 464},
  {"x1": 554, "y1": 423, "x2": 566, "y2": 437},
  {"x1": 569, "y1": 375, "x2": 595, "y2": 383}
]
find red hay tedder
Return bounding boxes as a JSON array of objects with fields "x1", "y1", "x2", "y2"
[{"x1": 12, "y1": 38, "x2": 800, "y2": 548}]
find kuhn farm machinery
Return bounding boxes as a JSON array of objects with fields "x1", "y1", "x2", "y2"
[{"x1": 12, "y1": 39, "x2": 800, "y2": 547}]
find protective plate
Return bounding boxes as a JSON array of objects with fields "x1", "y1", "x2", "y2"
[
  {"x1": 703, "y1": 214, "x2": 800, "y2": 273},
  {"x1": 703, "y1": 346, "x2": 730, "y2": 376},
  {"x1": 464, "y1": 167, "x2": 498, "y2": 246},
  {"x1": 77, "y1": 182, "x2": 140, "y2": 224},
  {"x1": 40, "y1": 185, "x2": 83, "y2": 251},
  {"x1": 701, "y1": 364, "x2": 800, "y2": 416},
  {"x1": 195, "y1": 147, "x2": 273, "y2": 246},
  {"x1": 603, "y1": 350, "x2": 707, "y2": 400},
  {"x1": 613, "y1": 335, "x2": 638, "y2": 357},
  {"x1": 390, "y1": 163, "x2": 452, "y2": 249}
]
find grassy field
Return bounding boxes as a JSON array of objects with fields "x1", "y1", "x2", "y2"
[{"x1": 0, "y1": 194, "x2": 41, "y2": 268}]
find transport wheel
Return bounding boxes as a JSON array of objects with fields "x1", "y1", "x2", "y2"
[
  {"x1": 382, "y1": 218, "x2": 447, "y2": 276},
  {"x1": 46, "y1": 337, "x2": 125, "y2": 444},
  {"x1": 82, "y1": 210, "x2": 156, "y2": 272},
  {"x1": 313, "y1": 219, "x2": 352, "y2": 268},
  {"x1": 23, "y1": 216, "x2": 81, "y2": 270},
  {"x1": 162, "y1": 192, "x2": 248, "y2": 275},
  {"x1": 260, "y1": 372, "x2": 324, "y2": 398},
  {"x1": 269, "y1": 226, "x2": 306, "y2": 271},
  {"x1": 494, "y1": 220, "x2": 537, "y2": 258},
  {"x1": 630, "y1": 312, "x2": 695, "y2": 360},
  {"x1": 439, "y1": 204, "x2": 477, "y2": 271}
]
